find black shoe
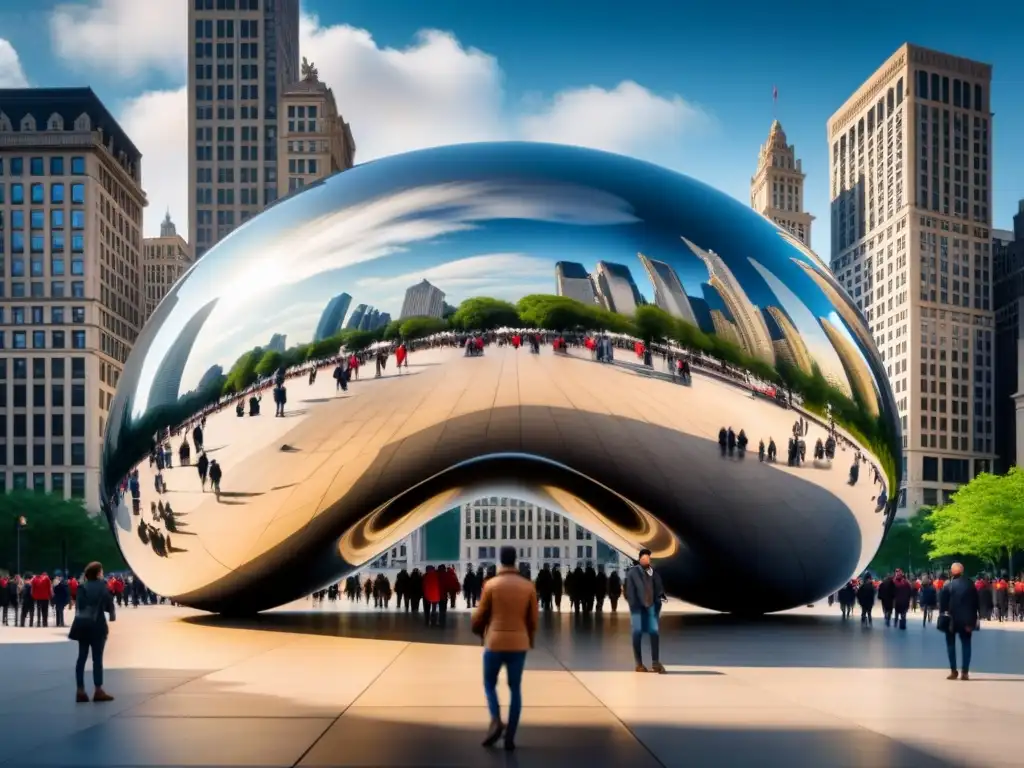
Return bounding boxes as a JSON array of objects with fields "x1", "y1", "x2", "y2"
[
  {"x1": 482, "y1": 719, "x2": 504, "y2": 747},
  {"x1": 504, "y1": 736, "x2": 515, "y2": 752}
]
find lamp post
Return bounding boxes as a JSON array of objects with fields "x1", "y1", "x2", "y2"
[{"x1": 15, "y1": 515, "x2": 26, "y2": 575}]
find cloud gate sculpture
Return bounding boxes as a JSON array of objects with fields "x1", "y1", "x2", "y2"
[{"x1": 101, "y1": 142, "x2": 900, "y2": 615}]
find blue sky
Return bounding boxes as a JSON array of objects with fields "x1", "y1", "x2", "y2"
[{"x1": 1, "y1": 0, "x2": 1023, "y2": 252}]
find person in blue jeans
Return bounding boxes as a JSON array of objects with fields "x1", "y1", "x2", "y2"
[
  {"x1": 625, "y1": 548, "x2": 667, "y2": 673},
  {"x1": 471, "y1": 546, "x2": 539, "y2": 753},
  {"x1": 72, "y1": 561, "x2": 116, "y2": 703}
]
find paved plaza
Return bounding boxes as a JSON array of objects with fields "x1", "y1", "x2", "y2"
[{"x1": 3, "y1": 602, "x2": 1024, "y2": 767}]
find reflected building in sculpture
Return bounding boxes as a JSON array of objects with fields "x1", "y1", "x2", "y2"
[
  {"x1": 819, "y1": 318, "x2": 881, "y2": 417},
  {"x1": 314, "y1": 293, "x2": 352, "y2": 342},
  {"x1": 555, "y1": 261, "x2": 599, "y2": 305},
  {"x1": 102, "y1": 141, "x2": 900, "y2": 616},
  {"x1": 763, "y1": 307, "x2": 813, "y2": 375},
  {"x1": 266, "y1": 334, "x2": 287, "y2": 354},
  {"x1": 686, "y1": 238, "x2": 774, "y2": 363},
  {"x1": 400, "y1": 280, "x2": 445, "y2": 320},
  {"x1": 638, "y1": 253, "x2": 697, "y2": 325},
  {"x1": 595, "y1": 261, "x2": 643, "y2": 315}
]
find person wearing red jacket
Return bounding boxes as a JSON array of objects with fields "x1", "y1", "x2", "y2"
[
  {"x1": 422, "y1": 566, "x2": 442, "y2": 626},
  {"x1": 445, "y1": 565, "x2": 461, "y2": 609},
  {"x1": 31, "y1": 571, "x2": 53, "y2": 627},
  {"x1": 395, "y1": 343, "x2": 408, "y2": 370}
]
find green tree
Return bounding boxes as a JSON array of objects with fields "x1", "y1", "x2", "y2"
[
  {"x1": 338, "y1": 329, "x2": 376, "y2": 352},
  {"x1": 381, "y1": 319, "x2": 404, "y2": 341},
  {"x1": 868, "y1": 509, "x2": 934, "y2": 574},
  {"x1": 451, "y1": 297, "x2": 520, "y2": 331},
  {"x1": 222, "y1": 348, "x2": 262, "y2": 394},
  {"x1": 633, "y1": 305, "x2": 675, "y2": 343},
  {"x1": 254, "y1": 349, "x2": 283, "y2": 377},
  {"x1": 0, "y1": 493, "x2": 126, "y2": 575},
  {"x1": 924, "y1": 468, "x2": 1024, "y2": 570},
  {"x1": 399, "y1": 316, "x2": 449, "y2": 340}
]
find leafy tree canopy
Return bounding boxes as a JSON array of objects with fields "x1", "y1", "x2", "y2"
[
  {"x1": 0, "y1": 493, "x2": 126, "y2": 576},
  {"x1": 399, "y1": 315, "x2": 449, "y2": 340},
  {"x1": 924, "y1": 468, "x2": 1024, "y2": 564},
  {"x1": 451, "y1": 297, "x2": 520, "y2": 331},
  {"x1": 254, "y1": 349, "x2": 283, "y2": 377}
]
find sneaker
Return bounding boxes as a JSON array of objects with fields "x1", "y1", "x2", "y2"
[
  {"x1": 946, "y1": 671, "x2": 959, "y2": 680},
  {"x1": 635, "y1": 663, "x2": 649, "y2": 673},
  {"x1": 651, "y1": 662, "x2": 666, "y2": 674}
]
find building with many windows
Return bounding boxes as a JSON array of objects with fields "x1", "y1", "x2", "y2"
[
  {"x1": 277, "y1": 58, "x2": 355, "y2": 198},
  {"x1": 141, "y1": 212, "x2": 192, "y2": 322},
  {"x1": 368, "y1": 497, "x2": 626, "y2": 578},
  {"x1": 399, "y1": 279, "x2": 445, "y2": 320},
  {"x1": 0, "y1": 87, "x2": 146, "y2": 509},
  {"x1": 188, "y1": 0, "x2": 300, "y2": 258},
  {"x1": 828, "y1": 44, "x2": 995, "y2": 513},
  {"x1": 993, "y1": 202, "x2": 1024, "y2": 472},
  {"x1": 750, "y1": 120, "x2": 814, "y2": 247}
]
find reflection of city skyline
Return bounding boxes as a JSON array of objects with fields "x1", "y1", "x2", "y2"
[
  {"x1": 314, "y1": 293, "x2": 353, "y2": 342},
  {"x1": 148, "y1": 299, "x2": 219, "y2": 411}
]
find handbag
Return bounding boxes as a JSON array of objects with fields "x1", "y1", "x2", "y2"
[
  {"x1": 68, "y1": 602, "x2": 99, "y2": 642},
  {"x1": 936, "y1": 613, "x2": 950, "y2": 633}
]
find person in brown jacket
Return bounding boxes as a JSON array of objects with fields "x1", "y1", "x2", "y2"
[{"x1": 471, "y1": 545, "x2": 538, "y2": 753}]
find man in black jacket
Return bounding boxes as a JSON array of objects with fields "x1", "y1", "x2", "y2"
[
  {"x1": 625, "y1": 549, "x2": 666, "y2": 673},
  {"x1": 939, "y1": 562, "x2": 980, "y2": 680}
]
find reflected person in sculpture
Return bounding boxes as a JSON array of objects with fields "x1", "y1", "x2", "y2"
[{"x1": 101, "y1": 141, "x2": 900, "y2": 615}]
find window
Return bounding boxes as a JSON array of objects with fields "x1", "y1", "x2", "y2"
[
  {"x1": 50, "y1": 183, "x2": 64, "y2": 204},
  {"x1": 71, "y1": 383, "x2": 85, "y2": 407},
  {"x1": 51, "y1": 472, "x2": 65, "y2": 494},
  {"x1": 72, "y1": 330, "x2": 86, "y2": 349},
  {"x1": 52, "y1": 209, "x2": 64, "y2": 229},
  {"x1": 50, "y1": 156, "x2": 65, "y2": 175},
  {"x1": 31, "y1": 184, "x2": 44, "y2": 203},
  {"x1": 70, "y1": 184, "x2": 84, "y2": 204},
  {"x1": 71, "y1": 473, "x2": 85, "y2": 499},
  {"x1": 51, "y1": 358, "x2": 64, "y2": 378},
  {"x1": 70, "y1": 156, "x2": 85, "y2": 175},
  {"x1": 71, "y1": 443, "x2": 85, "y2": 466},
  {"x1": 30, "y1": 157, "x2": 44, "y2": 176},
  {"x1": 71, "y1": 413, "x2": 85, "y2": 438},
  {"x1": 71, "y1": 357, "x2": 85, "y2": 379},
  {"x1": 51, "y1": 412, "x2": 64, "y2": 436},
  {"x1": 11, "y1": 183, "x2": 23, "y2": 203}
]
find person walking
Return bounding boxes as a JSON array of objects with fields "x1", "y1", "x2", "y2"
[
  {"x1": 70, "y1": 561, "x2": 116, "y2": 703},
  {"x1": 471, "y1": 546, "x2": 538, "y2": 754},
  {"x1": 939, "y1": 562, "x2": 980, "y2": 681},
  {"x1": 625, "y1": 548, "x2": 666, "y2": 673}
]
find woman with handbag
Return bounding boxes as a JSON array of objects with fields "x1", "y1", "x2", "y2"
[{"x1": 70, "y1": 561, "x2": 116, "y2": 703}]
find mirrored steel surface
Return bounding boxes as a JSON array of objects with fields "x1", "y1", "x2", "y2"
[{"x1": 101, "y1": 142, "x2": 900, "y2": 614}]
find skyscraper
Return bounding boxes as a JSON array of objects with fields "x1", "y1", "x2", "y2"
[
  {"x1": 266, "y1": 333, "x2": 286, "y2": 353},
  {"x1": 278, "y1": 57, "x2": 356, "y2": 198},
  {"x1": 595, "y1": 261, "x2": 643, "y2": 315},
  {"x1": 993, "y1": 202, "x2": 1024, "y2": 471},
  {"x1": 829, "y1": 44, "x2": 994, "y2": 513},
  {"x1": 313, "y1": 292, "x2": 352, "y2": 342},
  {"x1": 188, "y1": 0, "x2": 300, "y2": 259},
  {"x1": 684, "y1": 238, "x2": 774, "y2": 364},
  {"x1": 0, "y1": 88, "x2": 146, "y2": 509},
  {"x1": 555, "y1": 261, "x2": 598, "y2": 305},
  {"x1": 763, "y1": 307, "x2": 813, "y2": 375},
  {"x1": 346, "y1": 304, "x2": 367, "y2": 330},
  {"x1": 148, "y1": 300, "x2": 219, "y2": 411},
  {"x1": 400, "y1": 279, "x2": 445, "y2": 319},
  {"x1": 142, "y1": 212, "x2": 193, "y2": 323},
  {"x1": 638, "y1": 253, "x2": 697, "y2": 325},
  {"x1": 819, "y1": 318, "x2": 881, "y2": 417},
  {"x1": 750, "y1": 120, "x2": 814, "y2": 247}
]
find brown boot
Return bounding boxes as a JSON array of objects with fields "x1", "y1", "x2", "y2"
[
  {"x1": 960, "y1": 671, "x2": 970, "y2": 681},
  {"x1": 635, "y1": 663, "x2": 648, "y2": 673},
  {"x1": 93, "y1": 688, "x2": 114, "y2": 702},
  {"x1": 481, "y1": 719, "x2": 504, "y2": 747},
  {"x1": 651, "y1": 662, "x2": 666, "y2": 674},
  {"x1": 76, "y1": 689, "x2": 89, "y2": 703},
  {"x1": 946, "y1": 671, "x2": 959, "y2": 680}
]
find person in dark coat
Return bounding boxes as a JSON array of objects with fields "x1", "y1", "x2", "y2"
[
  {"x1": 857, "y1": 575, "x2": 876, "y2": 625},
  {"x1": 837, "y1": 580, "x2": 855, "y2": 619},
  {"x1": 595, "y1": 566, "x2": 608, "y2": 612},
  {"x1": 625, "y1": 549, "x2": 666, "y2": 673},
  {"x1": 535, "y1": 566, "x2": 553, "y2": 611},
  {"x1": 919, "y1": 576, "x2": 938, "y2": 625},
  {"x1": 409, "y1": 568, "x2": 423, "y2": 612},
  {"x1": 582, "y1": 565, "x2": 597, "y2": 613},
  {"x1": 607, "y1": 570, "x2": 622, "y2": 612},
  {"x1": 395, "y1": 568, "x2": 409, "y2": 611},
  {"x1": 877, "y1": 574, "x2": 895, "y2": 626},
  {"x1": 551, "y1": 566, "x2": 563, "y2": 611},
  {"x1": 196, "y1": 452, "x2": 209, "y2": 491},
  {"x1": 891, "y1": 569, "x2": 913, "y2": 630},
  {"x1": 192, "y1": 423, "x2": 204, "y2": 453},
  {"x1": 939, "y1": 562, "x2": 980, "y2": 680},
  {"x1": 52, "y1": 576, "x2": 70, "y2": 627}
]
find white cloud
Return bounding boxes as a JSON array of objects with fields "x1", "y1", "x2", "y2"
[
  {"x1": 118, "y1": 88, "x2": 189, "y2": 238},
  {"x1": 50, "y1": 0, "x2": 186, "y2": 78},
  {"x1": 520, "y1": 81, "x2": 712, "y2": 163},
  {"x1": 54, "y1": 7, "x2": 709, "y2": 236},
  {"x1": 0, "y1": 39, "x2": 28, "y2": 87}
]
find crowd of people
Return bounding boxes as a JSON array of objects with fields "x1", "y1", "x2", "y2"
[{"x1": 0, "y1": 569, "x2": 163, "y2": 628}]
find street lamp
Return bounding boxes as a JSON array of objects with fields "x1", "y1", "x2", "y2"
[{"x1": 14, "y1": 516, "x2": 26, "y2": 575}]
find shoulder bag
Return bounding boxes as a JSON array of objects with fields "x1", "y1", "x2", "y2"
[
  {"x1": 935, "y1": 613, "x2": 950, "y2": 633},
  {"x1": 68, "y1": 600, "x2": 100, "y2": 642}
]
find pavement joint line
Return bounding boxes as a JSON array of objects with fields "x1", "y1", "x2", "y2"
[{"x1": 288, "y1": 640, "x2": 413, "y2": 767}]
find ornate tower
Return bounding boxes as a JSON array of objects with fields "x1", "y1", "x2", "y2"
[{"x1": 750, "y1": 120, "x2": 814, "y2": 248}]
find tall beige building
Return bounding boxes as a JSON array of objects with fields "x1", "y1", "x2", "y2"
[
  {"x1": 0, "y1": 88, "x2": 146, "y2": 510},
  {"x1": 278, "y1": 58, "x2": 356, "y2": 198},
  {"x1": 751, "y1": 120, "x2": 814, "y2": 247},
  {"x1": 142, "y1": 212, "x2": 193, "y2": 322},
  {"x1": 828, "y1": 44, "x2": 994, "y2": 513},
  {"x1": 188, "y1": 0, "x2": 300, "y2": 259}
]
